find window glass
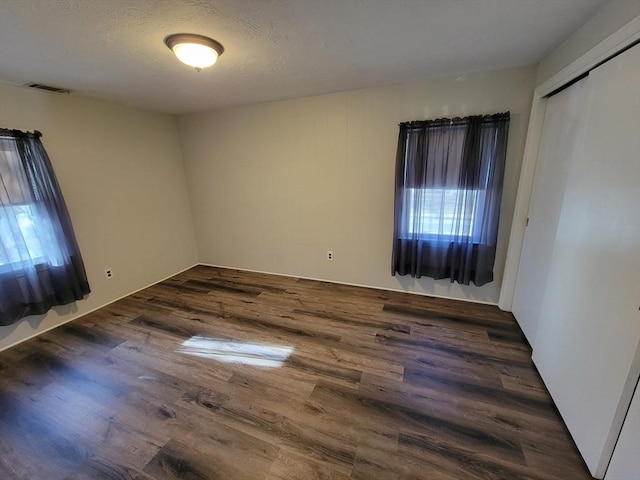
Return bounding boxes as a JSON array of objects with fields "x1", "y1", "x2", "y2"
[
  {"x1": 401, "y1": 187, "x2": 485, "y2": 241},
  {"x1": 0, "y1": 204, "x2": 47, "y2": 266}
]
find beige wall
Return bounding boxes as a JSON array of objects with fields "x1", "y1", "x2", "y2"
[
  {"x1": 178, "y1": 65, "x2": 537, "y2": 305},
  {"x1": 0, "y1": 83, "x2": 198, "y2": 349},
  {"x1": 537, "y1": 0, "x2": 640, "y2": 85}
]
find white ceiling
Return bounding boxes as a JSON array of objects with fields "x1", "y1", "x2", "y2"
[{"x1": 0, "y1": 0, "x2": 608, "y2": 115}]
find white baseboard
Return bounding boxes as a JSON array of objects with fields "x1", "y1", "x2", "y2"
[{"x1": 198, "y1": 263, "x2": 499, "y2": 307}]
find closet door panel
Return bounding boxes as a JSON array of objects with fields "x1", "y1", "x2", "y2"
[
  {"x1": 532, "y1": 44, "x2": 640, "y2": 477},
  {"x1": 511, "y1": 77, "x2": 589, "y2": 345}
]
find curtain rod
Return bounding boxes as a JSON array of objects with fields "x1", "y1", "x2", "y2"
[
  {"x1": 0, "y1": 129, "x2": 42, "y2": 139},
  {"x1": 399, "y1": 112, "x2": 510, "y2": 128}
]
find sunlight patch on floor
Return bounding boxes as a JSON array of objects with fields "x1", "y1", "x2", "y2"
[{"x1": 178, "y1": 335, "x2": 293, "y2": 368}]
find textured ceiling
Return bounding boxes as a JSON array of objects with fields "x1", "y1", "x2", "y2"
[{"x1": 0, "y1": 0, "x2": 608, "y2": 114}]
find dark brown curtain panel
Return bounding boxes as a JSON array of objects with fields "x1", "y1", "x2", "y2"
[
  {"x1": 0, "y1": 129, "x2": 90, "y2": 325},
  {"x1": 391, "y1": 113, "x2": 510, "y2": 286}
]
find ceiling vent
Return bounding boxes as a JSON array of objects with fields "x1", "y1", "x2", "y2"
[{"x1": 24, "y1": 83, "x2": 71, "y2": 94}]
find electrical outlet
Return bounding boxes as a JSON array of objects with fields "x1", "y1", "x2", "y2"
[
  {"x1": 327, "y1": 251, "x2": 334, "y2": 261},
  {"x1": 104, "y1": 268, "x2": 113, "y2": 279}
]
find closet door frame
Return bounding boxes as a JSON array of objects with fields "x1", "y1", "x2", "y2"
[{"x1": 499, "y1": 15, "x2": 640, "y2": 312}]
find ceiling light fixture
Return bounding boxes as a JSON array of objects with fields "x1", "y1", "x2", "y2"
[{"x1": 164, "y1": 33, "x2": 224, "y2": 71}]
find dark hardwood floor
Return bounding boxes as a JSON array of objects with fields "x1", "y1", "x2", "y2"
[{"x1": 0, "y1": 266, "x2": 592, "y2": 480}]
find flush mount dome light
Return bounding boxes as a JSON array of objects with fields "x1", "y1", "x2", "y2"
[{"x1": 164, "y1": 33, "x2": 224, "y2": 71}]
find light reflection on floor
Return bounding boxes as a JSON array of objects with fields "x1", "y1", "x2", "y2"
[{"x1": 178, "y1": 335, "x2": 294, "y2": 368}]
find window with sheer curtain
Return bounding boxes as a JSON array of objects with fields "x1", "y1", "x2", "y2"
[
  {"x1": 391, "y1": 113, "x2": 510, "y2": 286},
  {"x1": 0, "y1": 129, "x2": 90, "y2": 325}
]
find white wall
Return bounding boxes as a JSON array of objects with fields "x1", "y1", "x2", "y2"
[
  {"x1": 537, "y1": 0, "x2": 640, "y2": 85},
  {"x1": 178, "y1": 66, "x2": 536, "y2": 305},
  {"x1": 0, "y1": 83, "x2": 198, "y2": 350}
]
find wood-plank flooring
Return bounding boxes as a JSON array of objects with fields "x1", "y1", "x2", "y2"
[{"x1": 0, "y1": 266, "x2": 592, "y2": 480}]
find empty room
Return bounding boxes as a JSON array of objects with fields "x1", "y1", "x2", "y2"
[{"x1": 0, "y1": 1, "x2": 638, "y2": 479}]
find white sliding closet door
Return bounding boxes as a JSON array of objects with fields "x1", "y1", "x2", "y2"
[
  {"x1": 512, "y1": 76, "x2": 590, "y2": 345},
  {"x1": 513, "y1": 43, "x2": 640, "y2": 478}
]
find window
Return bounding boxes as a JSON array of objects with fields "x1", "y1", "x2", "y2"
[
  {"x1": 402, "y1": 187, "x2": 484, "y2": 240},
  {"x1": 1, "y1": 204, "x2": 46, "y2": 267},
  {"x1": 0, "y1": 147, "x2": 64, "y2": 270},
  {"x1": 391, "y1": 113, "x2": 510, "y2": 286},
  {"x1": 0, "y1": 129, "x2": 90, "y2": 326}
]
